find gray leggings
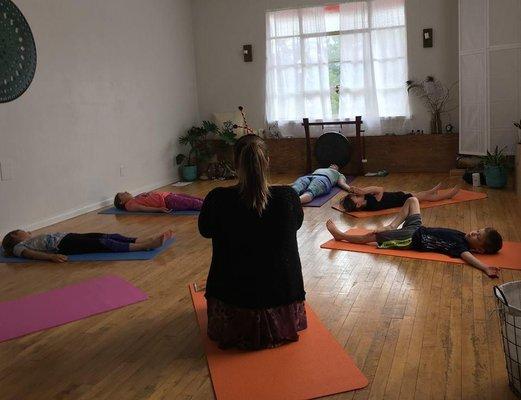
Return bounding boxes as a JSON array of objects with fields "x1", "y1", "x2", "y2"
[{"x1": 291, "y1": 176, "x2": 330, "y2": 198}]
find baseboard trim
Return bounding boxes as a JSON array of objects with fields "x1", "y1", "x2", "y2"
[{"x1": 2, "y1": 178, "x2": 176, "y2": 237}]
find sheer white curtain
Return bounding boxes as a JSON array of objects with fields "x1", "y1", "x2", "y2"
[
  {"x1": 266, "y1": 7, "x2": 332, "y2": 126},
  {"x1": 338, "y1": 0, "x2": 409, "y2": 134}
]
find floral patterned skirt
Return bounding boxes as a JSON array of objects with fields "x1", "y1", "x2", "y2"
[{"x1": 206, "y1": 297, "x2": 307, "y2": 351}]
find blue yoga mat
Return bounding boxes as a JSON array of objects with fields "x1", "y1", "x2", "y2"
[
  {"x1": 0, "y1": 238, "x2": 175, "y2": 263},
  {"x1": 98, "y1": 207, "x2": 199, "y2": 216}
]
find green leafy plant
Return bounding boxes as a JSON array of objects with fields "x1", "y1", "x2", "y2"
[
  {"x1": 176, "y1": 120, "x2": 237, "y2": 166},
  {"x1": 481, "y1": 146, "x2": 508, "y2": 167},
  {"x1": 176, "y1": 126, "x2": 211, "y2": 166}
]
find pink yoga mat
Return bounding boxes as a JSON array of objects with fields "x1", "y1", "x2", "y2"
[{"x1": 0, "y1": 275, "x2": 147, "y2": 342}]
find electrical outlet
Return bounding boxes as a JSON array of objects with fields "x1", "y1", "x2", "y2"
[
  {"x1": 362, "y1": 158, "x2": 368, "y2": 163},
  {"x1": 119, "y1": 165, "x2": 126, "y2": 177},
  {"x1": 0, "y1": 159, "x2": 13, "y2": 181}
]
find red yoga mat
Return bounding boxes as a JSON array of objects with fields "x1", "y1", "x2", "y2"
[
  {"x1": 333, "y1": 189, "x2": 488, "y2": 218},
  {"x1": 0, "y1": 275, "x2": 147, "y2": 342},
  {"x1": 321, "y1": 228, "x2": 521, "y2": 270},
  {"x1": 189, "y1": 284, "x2": 368, "y2": 400}
]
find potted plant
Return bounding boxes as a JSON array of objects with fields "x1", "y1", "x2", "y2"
[
  {"x1": 406, "y1": 76, "x2": 457, "y2": 134},
  {"x1": 176, "y1": 124, "x2": 212, "y2": 181},
  {"x1": 176, "y1": 121, "x2": 237, "y2": 181},
  {"x1": 481, "y1": 145, "x2": 508, "y2": 188}
]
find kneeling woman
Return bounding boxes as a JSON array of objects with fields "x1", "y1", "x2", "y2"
[{"x1": 198, "y1": 135, "x2": 307, "y2": 350}]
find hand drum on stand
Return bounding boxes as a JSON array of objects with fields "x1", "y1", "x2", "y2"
[{"x1": 315, "y1": 131, "x2": 352, "y2": 168}]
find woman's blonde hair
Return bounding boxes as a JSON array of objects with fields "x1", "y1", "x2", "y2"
[{"x1": 234, "y1": 134, "x2": 270, "y2": 214}]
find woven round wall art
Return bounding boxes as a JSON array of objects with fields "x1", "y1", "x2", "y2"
[{"x1": 0, "y1": 0, "x2": 36, "y2": 103}]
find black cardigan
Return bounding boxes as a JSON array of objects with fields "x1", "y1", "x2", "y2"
[{"x1": 199, "y1": 185, "x2": 306, "y2": 309}]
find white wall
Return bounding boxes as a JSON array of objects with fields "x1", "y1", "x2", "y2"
[
  {"x1": 192, "y1": 0, "x2": 459, "y2": 135},
  {"x1": 0, "y1": 0, "x2": 199, "y2": 236}
]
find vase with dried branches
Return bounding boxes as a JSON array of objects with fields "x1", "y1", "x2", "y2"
[
  {"x1": 406, "y1": 76, "x2": 457, "y2": 134},
  {"x1": 514, "y1": 120, "x2": 521, "y2": 144}
]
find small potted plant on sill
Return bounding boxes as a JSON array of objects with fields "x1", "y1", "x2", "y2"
[{"x1": 482, "y1": 145, "x2": 508, "y2": 189}]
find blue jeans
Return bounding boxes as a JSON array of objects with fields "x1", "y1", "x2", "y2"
[{"x1": 291, "y1": 176, "x2": 331, "y2": 198}]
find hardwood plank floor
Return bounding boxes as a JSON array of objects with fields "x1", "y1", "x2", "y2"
[{"x1": 0, "y1": 173, "x2": 519, "y2": 400}]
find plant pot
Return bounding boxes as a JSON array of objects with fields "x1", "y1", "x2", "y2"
[
  {"x1": 484, "y1": 165, "x2": 507, "y2": 188},
  {"x1": 182, "y1": 165, "x2": 198, "y2": 181}
]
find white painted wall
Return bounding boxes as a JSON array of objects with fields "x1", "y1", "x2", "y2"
[
  {"x1": 0, "y1": 0, "x2": 199, "y2": 236},
  {"x1": 192, "y1": 0, "x2": 459, "y2": 135}
]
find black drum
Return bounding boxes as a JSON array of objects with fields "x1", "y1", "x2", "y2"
[{"x1": 315, "y1": 131, "x2": 352, "y2": 168}]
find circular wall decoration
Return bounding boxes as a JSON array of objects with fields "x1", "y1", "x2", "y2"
[
  {"x1": 315, "y1": 131, "x2": 352, "y2": 168},
  {"x1": 0, "y1": 0, "x2": 37, "y2": 103}
]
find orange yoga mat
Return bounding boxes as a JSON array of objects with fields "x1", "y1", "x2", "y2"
[
  {"x1": 333, "y1": 189, "x2": 488, "y2": 218},
  {"x1": 321, "y1": 228, "x2": 521, "y2": 270},
  {"x1": 189, "y1": 284, "x2": 368, "y2": 400}
]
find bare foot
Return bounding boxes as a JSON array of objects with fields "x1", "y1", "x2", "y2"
[
  {"x1": 136, "y1": 231, "x2": 169, "y2": 244},
  {"x1": 158, "y1": 230, "x2": 174, "y2": 244},
  {"x1": 300, "y1": 193, "x2": 313, "y2": 204},
  {"x1": 430, "y1": 182, "x2": 442, "y2": 193},
  {"x1": 326, "y1": 219, "x2": 345, "y2": 241},
  {"x1": 162, "y1": 229, "x2": 175, "y2": 240},
  {"x1": 486, "y1": 266, "x2": 500, "y2": 279},
  {"x1": 375, "y1": 224, "x2": 394, "y2": 233},
  {"x1": 447, "y1": 185, "x2": 460, "y2": 199},
  {"x1": 147, "y1": 236, "x2": 164, "y2": 249}
]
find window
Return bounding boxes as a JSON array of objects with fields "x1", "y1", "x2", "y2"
[{"x1": 266, "y1": 0, "x2": 409, "y2": 134}]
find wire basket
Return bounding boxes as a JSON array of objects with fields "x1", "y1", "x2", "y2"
[{"x1": 495, "y1": 282, "x2": 521, "y2": 398}]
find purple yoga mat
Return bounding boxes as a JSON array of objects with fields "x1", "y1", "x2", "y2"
[
  {"x1": 0, "y1": 275, "x2": 147, "y2": 342},
  {"x1": 304, "y1": 187, "x2": 342, "y2": 207},
  {"x1": 303, "y1": 176, "x2": 355, "y2": 207}
]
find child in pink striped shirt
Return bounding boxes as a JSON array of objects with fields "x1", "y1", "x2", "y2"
[{"x1": 114, "y1": 191, "x2": 203, "y2": 213}]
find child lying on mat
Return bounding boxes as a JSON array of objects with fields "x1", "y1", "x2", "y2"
[
  {"x1": 326, "y1": 197, "x2": 502, "y2": 278},
  {"x1": 292, "y1": 164, "x2": 351, "y2": 204},
  {"x1": 340, "y1": 182, "x2": 460, "y2": 212},
  {"x1": 1, "y1": 229, "x2": 174, "y2": 262},
  {"x1": 114, "y1": 190, "x2": 203, "y2": 213}
]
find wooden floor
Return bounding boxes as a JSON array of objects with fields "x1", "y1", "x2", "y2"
[{"x1": 1, "y1": 173, "x2": 520, "y2": 400}]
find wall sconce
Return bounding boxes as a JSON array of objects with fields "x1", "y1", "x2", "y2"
[
  {"x1": 243, "y1": 44, "x2": 253, "y2": 62},
  {"x1": 423, "y1": 28, "x2": 433, "y2": 48}
]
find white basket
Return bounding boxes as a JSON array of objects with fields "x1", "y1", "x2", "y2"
[{"x1": 495, "y1": 282, "x2": 521, "y2": 398}]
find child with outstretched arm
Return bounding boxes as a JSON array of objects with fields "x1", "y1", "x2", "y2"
[
  {"x1": 114, "y1": 190, "x2": 203, "y2": 213},
  {"x1": 326, "y1": 197, "x2": 502, "y2": 278},
  {"x1": 341, "y1": 182, "x2": 460, "y2": 212},
  {"x1": 2, "y1": 229, "x2": 174, "y2": 262}
]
